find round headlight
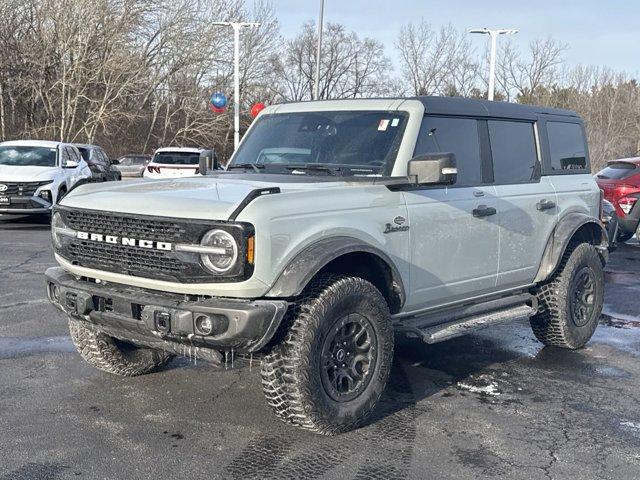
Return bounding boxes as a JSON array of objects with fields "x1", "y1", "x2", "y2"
[
  {"x1": 200, "y1": 229, "x2": 238, "y2": 273},
  {"x1": 51, "y1": 212, "x2": 65, "y2": 249}
]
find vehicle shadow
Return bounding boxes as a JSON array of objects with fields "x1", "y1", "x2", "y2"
[
  {"x1": 363, "y1": 332, "x2": 527, "y2": 428},
  {"x1": 0, "y1": 214, "x2": 51, "y2": 231}
]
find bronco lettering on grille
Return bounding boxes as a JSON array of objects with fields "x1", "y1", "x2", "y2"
[{"x1": 76, "y1": 231, "x2": 172, "y2": 251}]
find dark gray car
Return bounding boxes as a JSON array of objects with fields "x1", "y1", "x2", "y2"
[{"x1": 74, "y1": 144, "x2": 121, "y2": 182}]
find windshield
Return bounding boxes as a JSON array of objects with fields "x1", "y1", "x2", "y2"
[
  {"x1": 230, "y1": 111, "x2": 408, "y2": 174},
  {"x1": 0, "y1": 146, "x2": 57, "y2": 167},
  {"x1": 153, "y1": 152, "x2": 199, "y2": 165}
]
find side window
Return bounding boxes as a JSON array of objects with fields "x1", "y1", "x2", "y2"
[
  {"x1": 68, "y1": 147, "x2": 80, "y2": 163},
  {"x1": 488, "y1": 120, "x2": 538, "y2": 184},
  {"x1": 547, "y1": 122, "x2": 588, "y2": 171},
  {"x1": 414, "y1": 116, "x2": 482, "y2": 186}
]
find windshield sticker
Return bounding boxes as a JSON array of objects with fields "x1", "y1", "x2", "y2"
[
  {"x1": 391, "y1": 118, "x2": 400, "y2": 127},
  {"x1": 378, "y1": 119, "x2": 390, "y2": 131}
]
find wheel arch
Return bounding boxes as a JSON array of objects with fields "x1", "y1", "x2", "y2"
[
  {"x1": 266, "y1": 236, "x2": 406, "y2": 314},
  {"x1": 534, "y1": 212, "x2": 608, "y2": 283}
]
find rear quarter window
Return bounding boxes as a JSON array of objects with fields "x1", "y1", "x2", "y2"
[{"x1": 546, "y1": 121, "x2": 589, "y2": 173}]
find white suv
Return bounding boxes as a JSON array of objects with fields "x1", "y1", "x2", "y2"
[
  {"x1": 143, "y1": 147, "x2": 202, "y2": 179},
  {"x1": 0, "y1": 140, "x2": 91, "y2": 215}
]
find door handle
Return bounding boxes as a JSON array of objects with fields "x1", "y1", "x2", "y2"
[
  {"x1": 473, "y1": 205, "x2": 497, "y2": 218},
  {"x1": 536, "y1": 199, "x2": 556, "y2": 211}
]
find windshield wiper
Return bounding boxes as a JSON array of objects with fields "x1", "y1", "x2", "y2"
[
  {"x1": 284, "y1": 164, "x2": 342, "y2": 176},
  {"x1": 227, "y1": 163, "x2": 265, "y2": 173}
]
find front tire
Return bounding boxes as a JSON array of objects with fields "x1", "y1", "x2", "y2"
[
  {"x1": 261, "y1": 275, "x2": 394, "y2": 435},
  {"x1": 530, "y1": 243, "x2": 604, "y2": 349},
  {"x1": 69, "y1": 319, "x2": 173, "y2": 376}
]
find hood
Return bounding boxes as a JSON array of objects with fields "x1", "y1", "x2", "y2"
[
  {"x1": 60, "y1": 174, "x2": 348, "y2": 220},
  {"x1": 0, "y1": 165, "x2": 59, "y2": 182}
]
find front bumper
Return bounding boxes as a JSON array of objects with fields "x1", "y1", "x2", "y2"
[
  {"x1": 0, "y1": 196, "x2": 52, "y2": 214},
  {"x1": 45, "y1": 267, "x2": 289, "y2": 362}
]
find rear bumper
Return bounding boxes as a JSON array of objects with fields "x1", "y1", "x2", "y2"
[{"x1": 45, "y1": 267, "x2": 289, "y2": 360}]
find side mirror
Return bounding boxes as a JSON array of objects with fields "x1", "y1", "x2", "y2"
[
  {"x1": 408, "y1": 153, "x2": 457, "y2": 185},
  {"x1": 64, "y1": 160, "x2": 79, "y2": 169},
  {"x1": 111, "y1": 159, "x2": 120, "y2": 165},
  {"x1": 198, "y1": 149, "x2": 218, "y2": 175}
]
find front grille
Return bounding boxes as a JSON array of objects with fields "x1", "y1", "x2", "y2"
[
  {"x1": 0, "y1": 181, "x2": 50, "y2": 197},
  {"x1": 55, "y1": 207, "x2": 253, "y2": 283},
  {"x1": 65, "y1": 209, "x2": 185, "y2": 242}
]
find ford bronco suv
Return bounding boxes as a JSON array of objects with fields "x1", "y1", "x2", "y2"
[{"x1": 46, "y1": 97, "x2": 607, "y2": 434}]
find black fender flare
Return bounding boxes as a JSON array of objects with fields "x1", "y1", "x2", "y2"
[
  {"x1": 534, "y1": 212, "x2": 608, "y2": 283},
  {"x1": 266, "y1": 236, "x2": 406, "y2": 307}
]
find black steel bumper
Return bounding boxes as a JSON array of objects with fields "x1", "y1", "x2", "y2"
[{"x1": 45, "y1": 267, "x2": 289, "y2": 362}]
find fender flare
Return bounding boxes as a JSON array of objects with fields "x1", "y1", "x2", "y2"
[
  {"x1": 266, "y1": 236, "x2": 406, "y2": 307},
  {"x1": 534, "y1": 212, "x2": 608, "y2": 283}
]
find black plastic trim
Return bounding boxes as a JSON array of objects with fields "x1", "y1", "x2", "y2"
[{"x1": 228, "y1": 187, "x2": 281, "y2": 221}]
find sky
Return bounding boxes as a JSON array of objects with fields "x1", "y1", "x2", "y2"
[{"x1": 271, "y1": 0, "x2": 640, "y2": 75}]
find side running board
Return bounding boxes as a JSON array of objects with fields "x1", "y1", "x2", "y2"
[
  {"x1": 395, "y1": 293, "x2": 538, "y2": 344},
  {"x1": 418, "y1": 304, "x2": 536, "y2": 344}
]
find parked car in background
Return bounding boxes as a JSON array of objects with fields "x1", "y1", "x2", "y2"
[
  {"x1": 143, "y1": 147, "x2": 201, "y2": 179},
  {"x1": 601, "y1": 198, "x2": 619, "y2": 251},
  {"x1": 0, "y1": 140, "x2": 91, "y2": 216},
  {"x1": 113, "y1": 154, "x2": 151, "y2": 178},
  {"x1": 74, "y1": 144, "x2": 121, "y2": 182},
  {"x1": 595, "y1": 158, "x2": 640, "y2": 242}
]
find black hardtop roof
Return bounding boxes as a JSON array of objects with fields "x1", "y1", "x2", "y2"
[{"x1": 414, "y1": 96, "x2": 578, "y2": 119}]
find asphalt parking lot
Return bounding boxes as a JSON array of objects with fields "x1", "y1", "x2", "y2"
[{"x1": 1, "y1": 215, "x2": 639, "y2": 480}]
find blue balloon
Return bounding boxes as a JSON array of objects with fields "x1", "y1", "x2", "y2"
[{"x1": 210, "y1": 92, "x2": 227, "y2": 109}]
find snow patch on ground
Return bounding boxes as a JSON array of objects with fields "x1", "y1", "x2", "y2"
[{"x1": 457, "y1": 375, "x2": 502, "y2": 396}]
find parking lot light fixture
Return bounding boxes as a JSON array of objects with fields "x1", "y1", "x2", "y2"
[
  {"x1": 212, "y1": 22, "x2": 261, "y2": 150},
  {"x1": 469, "y1": 28, "x2": 518, "y2": 101}
]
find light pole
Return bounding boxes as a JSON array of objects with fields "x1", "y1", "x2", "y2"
[
  {"x1": 314, "y1": 0, "x2": 325, "y2": 100},
  {"x1": 469, "y1": 28, "x2": 518, "y2": 101},
  {"x1": 213, "y1": 21, "x2": 260, "y2": 149}
]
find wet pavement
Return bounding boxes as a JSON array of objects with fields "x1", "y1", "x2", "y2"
[{"x1": 1, "y1": 215, "x2": 639, "y2": 480}]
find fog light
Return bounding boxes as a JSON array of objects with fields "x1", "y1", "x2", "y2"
[
  {"x1": 38, "y1": 190, "x2": 52, "y2": 203},
  {"x1": 195, "y1": 315, "x2": 213, "y2": 335},
  {"x1": 194, "y1": 314, "x2": 229, "y2": 336},
  {"x1": 154, "y1": 311, "x2": 171, "y2": 333}
]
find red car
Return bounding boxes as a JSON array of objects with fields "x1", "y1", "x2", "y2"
[{"x1": 596, "y1": 157, "x2": 640, "y2": 242}]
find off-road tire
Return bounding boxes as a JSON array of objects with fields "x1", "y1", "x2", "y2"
[
  {"x1": 261, "y1": 275, "x2": 394, "y2": 435},
  {"x1": 530, "y1": 243, "x2": 604, "y2": 349},
  {"x1": 69, "y1": 318, "x2": 173, "y2": 376}
]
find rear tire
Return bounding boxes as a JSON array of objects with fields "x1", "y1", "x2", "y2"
[
  {"x1": 261, "y1": 275, "x2": 394, "y2": 435},
  {"x1": 530, "y1": 243, "x2": 604, "y2": 349},
  {"x1": 69, "y1": 319, "x2": 173, "y2": 376}
]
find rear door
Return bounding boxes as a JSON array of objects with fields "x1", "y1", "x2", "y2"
[
  {"x1": 403, "y1": 115, "x2": 500, "y2": 312},
  {"x1": 488, "y1": 119, "x2": 558, "y2": 288}
]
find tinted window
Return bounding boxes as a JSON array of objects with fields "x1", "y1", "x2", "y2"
[
  {"x1": 488, "y1": 120, "x2": 538, "y2": 183},
  {"x1": 414, "y1": 116, "x2": 482, "y2": 186},
  {"x1": 547, "y1": 122, "x2": 588, "y2": 171},
  {"x1": 153, "y1": 152, "x2": 200, "y2": 165},
  {"x1": 596, "y1": 162, "x2": 638, "y2": 180},
  {"x1": 77, "y1": 147, "x2": 90, "y2": 162}
]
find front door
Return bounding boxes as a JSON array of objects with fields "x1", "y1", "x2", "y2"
[{"x1": 403, "y1": 115, "x2": 500, "y2": 312}]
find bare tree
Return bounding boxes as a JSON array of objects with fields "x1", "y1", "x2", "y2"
[{"x1": 395, "y1": 21, "x2": 479, "y2": 96}]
